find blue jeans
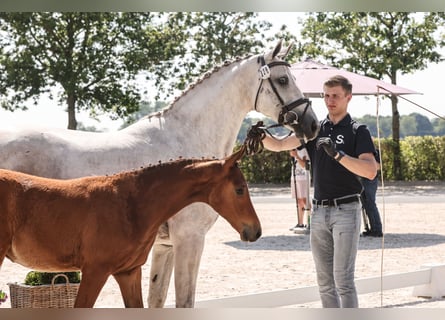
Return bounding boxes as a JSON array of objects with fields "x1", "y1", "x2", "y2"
[
  {"x1": 361, "y1": 177, "x2": 382, "y2": 233},
  {"x1": 310, "y1": 201, "x2": 361, "y2": 308}
]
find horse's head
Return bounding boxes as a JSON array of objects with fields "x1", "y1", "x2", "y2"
[
  {"x1": 204, "y1": 146, "x2": 261, "y2": 242},
  {"x1": 254, "y1": 40, "x2": 320, "y2": 141}
]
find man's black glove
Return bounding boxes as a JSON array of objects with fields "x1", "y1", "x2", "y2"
[{"x1": 316, "y1": 137, "x2": 338, "y2": 158}]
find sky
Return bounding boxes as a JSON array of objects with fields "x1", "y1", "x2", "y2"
[{"x1": 0, "y1": 12, "x2": 443, "y2": 132}]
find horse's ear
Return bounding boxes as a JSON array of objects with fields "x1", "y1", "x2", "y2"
[
  {"x1": 271, "y1": 39, "x2": 283, "y2": 59},
  {"x1": 224, "y1": 146, "x2": 246, "y2": 168},
  {"x1": 277, "y1": 41, "x2": 294, "y2": 59}
]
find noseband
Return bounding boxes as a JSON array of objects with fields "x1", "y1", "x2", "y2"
[{"x1": 254, "y1": 55, "x2": 311, "y2": 127}]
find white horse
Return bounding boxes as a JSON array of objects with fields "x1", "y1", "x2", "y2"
[{"x1": 0, "y1": 41, "x2": 319, "y2": 307}]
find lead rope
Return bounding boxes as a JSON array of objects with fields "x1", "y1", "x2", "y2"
[
  {"x1": 244, "y1": 121, "x2": 292, "y2": 156},
  {"x1": 376, "y1": 88, "x2": 386, "y2": 307}
]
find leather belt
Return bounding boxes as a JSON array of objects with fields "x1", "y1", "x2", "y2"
[{"x1": 312, "y1": 194, "x2": 360, "y2": 207}]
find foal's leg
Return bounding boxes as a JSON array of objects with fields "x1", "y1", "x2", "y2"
[
  {"x1": 74, "y1": 268, "x2": 109, "y2": 308},
  {"x1": 0, "y1": 248, "x2": 8, "y2": 270},
  {"x1": 0, "y1": 228, "x2": 12, "y2": 268},
  {"x1": 114, "y1": 266, "x2": 144, "y2": 308}
]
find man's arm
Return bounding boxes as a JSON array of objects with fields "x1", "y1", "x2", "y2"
[
  {"x1": 337, "y1": 152, "x2": 378, "y2": 180},
  {"x1": 317, "y1": 137, "x2": 377, "y2": 180},
  {"x1": 262, "y1": 134, "x2": 302, "y2": 152}
]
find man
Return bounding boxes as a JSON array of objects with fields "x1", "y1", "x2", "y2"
[{"x1": 256, "y1": 75, "x2": 378, "y2": 307}]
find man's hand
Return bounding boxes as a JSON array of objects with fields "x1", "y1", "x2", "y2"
[
  {"x1": 244, "y1": 121, "x2": 267, "y2": 155},
  {"x1": 246, "y1": 121, "x2": 266, "y2": 141},
  {"x1": 316, "y1": 137, "x2": 338, "y2": 158}
]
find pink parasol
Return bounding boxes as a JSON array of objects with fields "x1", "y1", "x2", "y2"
[{"x1": 291, "y1": 59, "x2": 420, "y2": 97}]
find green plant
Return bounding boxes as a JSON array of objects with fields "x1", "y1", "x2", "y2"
[
  {"x1": 0, "y1": 289, "x2": 7, "y2": 305},
  {"x1": 24, "y1": 271, "x2": 81, "y2": 286}
]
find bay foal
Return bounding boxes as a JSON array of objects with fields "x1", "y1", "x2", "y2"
[{"x1": 0, "y1": 147, "x2": 261, "y2": 307}]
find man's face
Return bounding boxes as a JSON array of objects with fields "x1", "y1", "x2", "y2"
[{"x1": 323, "y1": 85, "x2": 352, "y2": 117}]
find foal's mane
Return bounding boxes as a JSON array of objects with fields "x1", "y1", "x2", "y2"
[
  {"x1": 119, "y1": 156, "x2": 218, "y2": 178},
  {"x1": 140, "y1": 55, "x2": 253, "y2": 121}
]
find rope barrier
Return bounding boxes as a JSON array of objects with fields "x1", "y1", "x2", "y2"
[
  {"x1": 374, "y1": 84, "x2": 444, "y2": 306},
  {"x1": 376, "y1": 88, "x2": 386, "y2": 307}
]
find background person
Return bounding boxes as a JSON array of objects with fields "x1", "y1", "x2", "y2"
[
  {"x1": 289, "y1": 147, "x2": 311, "y2": 234},
  {"x1": 360, "y1": 149, "x2": 383, "y2": 237}
]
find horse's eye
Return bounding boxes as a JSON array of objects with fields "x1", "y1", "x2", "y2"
[
  {"x1": 278, "y1": 76, "x2": 288, "y2": 85},
  {"x1": 235, "y1": 187, "x2": 244, "y2": 196}
]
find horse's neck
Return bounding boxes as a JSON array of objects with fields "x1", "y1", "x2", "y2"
[{"x1": 125, "y1": 58, "x2": 257, "y2": 157}]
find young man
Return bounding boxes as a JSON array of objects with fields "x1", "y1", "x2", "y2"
[{"x1": 258, "y1": 75, "x2": 378, "y2": 308}]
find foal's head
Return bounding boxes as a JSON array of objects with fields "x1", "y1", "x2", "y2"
[{"x1": 194, "y1": 147, "x2": 262, "y2": 242}]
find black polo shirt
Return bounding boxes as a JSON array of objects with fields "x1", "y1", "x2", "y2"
[{"x1": 306, "y1": 114, "x2": 375, "y2": 200}]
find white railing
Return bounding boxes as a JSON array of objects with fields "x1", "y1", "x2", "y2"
[{"x1": 193, "y1": 263, "x2": 445, "y2": 308}]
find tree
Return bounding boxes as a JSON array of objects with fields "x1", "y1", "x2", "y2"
[
  {"x1": 400, "y1": 116, "x2": 418, "y2": 138},
  {"x1": 300, "y1": 12, "x2": 445, "y2": 179},
  {"x1": 0, "y1": 12, "x2": 189, "y2": 129},
  {"x1": 432, "y1": 118, "x2": 445, "y2": 135},
  {"x1": 411, "y1": 113, "x2": 435, "y2": 136},
  {"x1": 160, "y1": 12, "x2": 272, "y2": 96},
  {"x1": 0, "y1": 12, "x2": 273, "y2": 130}
]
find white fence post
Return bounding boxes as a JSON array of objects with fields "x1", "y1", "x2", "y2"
[{"x1": 412, "y1": 263, "x2": 445, "y2": 299}]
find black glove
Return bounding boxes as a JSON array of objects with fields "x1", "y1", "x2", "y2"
[{"x1": 316, "y1": 137, "x2": 338, "y2": 158}]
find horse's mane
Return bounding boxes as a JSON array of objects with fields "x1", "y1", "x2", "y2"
[{"x1": 140, "y1": 54, "x2": 254, "y2": 121}]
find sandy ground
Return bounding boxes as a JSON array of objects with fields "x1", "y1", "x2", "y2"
[{"x1": 1, "y1": 181, "x2": 445, "y2": 308}]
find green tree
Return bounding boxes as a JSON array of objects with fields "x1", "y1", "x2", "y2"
[
  {"x1": 0, "y1": 12, "x2": 187, "y2": 129},
  {"x1": 432, "y1": 117, "x2": 445, "y2": 135},
  {"x1": 400, "y1": 116, "x2": 417, "y2": 137},
  {"x1": 161, "y1": 12, "x2": 271, "y2": 95},
  {"x1": 1, "y1": 12, "x2": 272, "y2": 130},
  {"x1": 301, "y1": 12, "x2": 445, "y2": 179},
  {"x1": 411, "y1": 113, "x2": 435, "y2": 136}
]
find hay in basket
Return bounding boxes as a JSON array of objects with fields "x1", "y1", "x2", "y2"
[{"x1": 8, "y1": 273, "x2": 79, "y2": 308}]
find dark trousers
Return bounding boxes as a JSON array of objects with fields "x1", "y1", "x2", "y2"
[{"x1": 360, "y1": 176, "x2": 382, "y2": 233}]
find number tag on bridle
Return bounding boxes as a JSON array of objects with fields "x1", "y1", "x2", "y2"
[{"x1": 259, "y1": 65, "x2": 271, "y2": 79}]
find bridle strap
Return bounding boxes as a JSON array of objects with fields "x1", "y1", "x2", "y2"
[
  {"x1": 254, "y1": 55, "x2": 311, "y2": 127},
  {"x1": 254, "y1": 56, "x2": 291, "y2": 110},
  {"x1": 278, "y1": 98, "x2": 311, "y2": 125}
]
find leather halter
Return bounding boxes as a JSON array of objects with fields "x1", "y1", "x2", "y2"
[{"x1": 254, "y1": 55, "x2": 311, "y2": 127}]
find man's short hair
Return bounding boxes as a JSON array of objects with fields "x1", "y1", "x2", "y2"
[{"x1": 324, "y1": 75, "x2": 352, "y2": 95}]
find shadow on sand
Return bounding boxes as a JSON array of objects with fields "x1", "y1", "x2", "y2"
[{"x1": 224, "y1": 232, "x2": 445, "y2": 252}]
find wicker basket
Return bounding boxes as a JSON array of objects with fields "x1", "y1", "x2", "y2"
[{"x1": 8, "y1": 273, "x2": 79, "y2": 308}]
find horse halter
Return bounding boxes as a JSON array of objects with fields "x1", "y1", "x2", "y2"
[{"x1": 254, "y1": 55, "x2": 311, "y2": 127}]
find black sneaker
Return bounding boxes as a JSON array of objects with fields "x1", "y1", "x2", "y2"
[{"x1": 361, "y1": 230, "x2": 383, "y2": 238}]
